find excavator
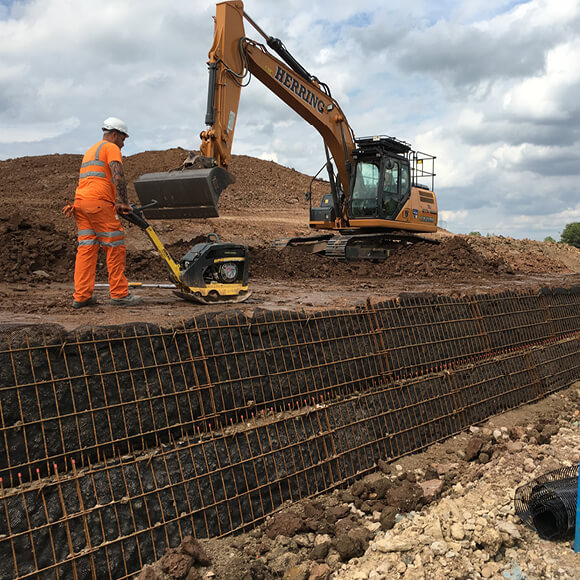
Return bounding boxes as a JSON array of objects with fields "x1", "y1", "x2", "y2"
[{"x1": 133, "y1": 0, "x2": 438, "y2": 274}]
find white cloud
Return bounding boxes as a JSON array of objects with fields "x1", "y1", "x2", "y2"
[
  {"x1": 0, "y1": 117, "x2": 80, "y2": 143},
  {"x1": 259, "y1": 152, "x2": 279, "y2": 163},
  {"x1": 0, "y1": 0, "x2": 579, "y2": 241},
  {"x1": 503, "y1": 39, "x2": 580, "y2": 121},
  {"x1": 0, "y1": 62, "x2": 27, "y2": 82},
  {"x1": 439, "y1": 209, "x2": 469, "y2": 222}
]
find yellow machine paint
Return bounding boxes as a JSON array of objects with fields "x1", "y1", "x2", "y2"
[{"x1": 121, "y1": 203, "x2": 250, "y2": 305}]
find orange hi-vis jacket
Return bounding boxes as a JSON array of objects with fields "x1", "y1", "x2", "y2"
[
  {"x1": 72, "y1": 139, "x2": 128, "y2": 302},
  {"x1": 75, "y1": 140, "x2": 123, "y2": 203}
]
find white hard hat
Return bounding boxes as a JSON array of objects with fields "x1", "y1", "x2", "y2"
[{"x1": 102, "y1": 117, "x2": 129, "y2": 137}]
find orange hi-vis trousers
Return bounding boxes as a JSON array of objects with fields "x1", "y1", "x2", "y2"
[{"x1": 73, "y1": 199, "x2": 129, "y2": 301}]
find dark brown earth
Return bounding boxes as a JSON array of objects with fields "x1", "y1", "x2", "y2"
[
  {"x1": 1, "y1": 150, "x2": 580, "y2": 580},
  {"x1": 1, "y1": 148, "x2": 579, "y2": 330}
]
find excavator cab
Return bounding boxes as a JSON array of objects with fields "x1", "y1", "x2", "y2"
[
  {"x1": 307, "y1": 135, "x2": 438, "y2": 261},
  {"x1": 348, "y1": 137, "x2": 412, "y2": 221}
]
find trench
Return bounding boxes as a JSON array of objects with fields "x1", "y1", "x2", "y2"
[{"x1": 0, "y1": 287, "x2": 579, "y2": 579}]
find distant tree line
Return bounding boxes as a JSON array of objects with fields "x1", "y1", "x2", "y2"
[{"x1": 560, "y1": 222, "x2": 580, "y2": 248}]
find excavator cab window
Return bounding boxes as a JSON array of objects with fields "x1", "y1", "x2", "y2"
[
  {"x1": 380, "y1": 157, "x2": 410, "y2": 218},
  {"x1": 400, "y1": 164, "x2": 409, "y2": 196},
  {"x1": 381, "y1": 159, "x2": 399, "y2": 217},
  {"x1": 350, "y1": 161, "x2": 379, "y2": 217}
]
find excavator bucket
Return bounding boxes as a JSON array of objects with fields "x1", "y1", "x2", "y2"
[{"x1": 133, "y1": 167, "x2": 235, "y2": 219}]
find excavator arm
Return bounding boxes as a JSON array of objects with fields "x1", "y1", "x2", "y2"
[
  {"x1": 133, "y1": 0, "x2": 438, "y2": 263},
  {"x1": 199, "y1": 0, "x2": 355, "y2": 223}
]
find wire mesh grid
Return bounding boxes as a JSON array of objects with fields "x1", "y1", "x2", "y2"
[
  {"x1": 515, "y1": 464, "x2": 580, "y2": 540},
  {"x1": 1, "y1": 291, "x2": 579, "y2": 487},
  {"x1": 0, "y1": 288, "x2": 579, "y2": 578}
]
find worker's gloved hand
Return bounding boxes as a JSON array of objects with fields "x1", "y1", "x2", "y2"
[
  {"x1": 62, "y1": 200, "x2": 75, "y2": 218},
  {"x1": 115, "y1": 202, "x2": 132, "y2": 216}
]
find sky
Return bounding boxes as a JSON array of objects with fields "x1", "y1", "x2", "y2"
[{"x1": 1, "y1": 0, "x2": 579, "y2": 241}]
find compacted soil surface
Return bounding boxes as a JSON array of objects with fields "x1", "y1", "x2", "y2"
[{"x1": 1, "y1": 150, "x2": 580, "y2": 579}]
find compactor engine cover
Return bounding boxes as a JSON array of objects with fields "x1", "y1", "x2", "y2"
[{"x1": 179, "y1": 241, "x2": 249, "y2": 289}]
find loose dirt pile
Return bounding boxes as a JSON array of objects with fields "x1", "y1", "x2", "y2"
[{"x1": 0, "y1": 148, "x2": 579, "y2": 297}]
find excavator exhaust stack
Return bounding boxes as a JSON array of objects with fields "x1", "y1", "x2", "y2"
[{"x1": 133, "y1": 167, "x2": 235, "y2": 220}]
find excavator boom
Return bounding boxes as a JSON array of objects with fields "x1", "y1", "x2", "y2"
[
  {"x1": 133, "y1": 0, "x2": 439, "y2": 263},
  {"x1": 199, "y1": 1, "x2": 356, "y2": 199}
]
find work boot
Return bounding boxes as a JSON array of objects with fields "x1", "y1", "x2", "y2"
[
  {"x1": 110, "y1": 293, "x2": 142, "y2": 307},
  {"x1": 72, "y1": 296, "x2": 97, "y2": 309}
]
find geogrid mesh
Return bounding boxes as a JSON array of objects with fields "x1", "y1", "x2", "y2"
[
  {"x1": 515, "y1": 464, "x2": 580, "y2": 540},
  {"x1": 0, "y1": 287, "x2": 579, "y2": 579}
]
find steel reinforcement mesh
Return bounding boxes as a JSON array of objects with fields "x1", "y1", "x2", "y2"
[{"x1": 0, "y1": 287, "x2": 579, "y2": 579}]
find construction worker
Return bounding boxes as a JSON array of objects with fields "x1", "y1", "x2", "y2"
[{"x1": 68, "y1": 117, "x2": 142, "y2": 308}]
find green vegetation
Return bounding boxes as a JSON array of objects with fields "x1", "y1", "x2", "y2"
[
  {"x1": 560, "y1": 222, "x2": 580, "y2": 248},
  {"x1": 468, "y1": 231, "x2": 482, "y2": 237},
  {"x1": 543, "y1": 236, "x2": 556, "y2": 243}
]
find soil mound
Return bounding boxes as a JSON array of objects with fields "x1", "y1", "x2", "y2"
[
  {"x1": 0, "y1": 213, "x2": 76, "y2": 282},
  {"x1": 1, "y1": 148, "x2": 579, "y2": 286},
  {"x1": 249, "y1": 236, "x2": 510, "y2": 282}
]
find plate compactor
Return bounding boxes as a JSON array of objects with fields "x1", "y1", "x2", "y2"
[{"x1": 126, "y1": 165, "x2": 250, "y2": 305}]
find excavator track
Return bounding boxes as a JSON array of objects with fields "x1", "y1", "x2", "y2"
[
  {"x1": 324, "y1": 232, "x2": 439, "y2": 262},
  {"x1": 272, "y1": 234, "x2": 334, "y2": 249}
]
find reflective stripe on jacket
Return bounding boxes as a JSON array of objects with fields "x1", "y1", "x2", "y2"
[
  {"x1": 79, "y1": 141, "x2": 108, "y2": 180},
  {"x1": 75, "y1": 140, "x2": 123, "y2": 203}
]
